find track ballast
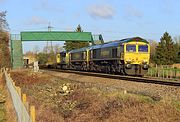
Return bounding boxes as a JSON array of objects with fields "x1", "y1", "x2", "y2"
[{"x1": 42, "y1": 68, "x2": 180, "y2": 87}]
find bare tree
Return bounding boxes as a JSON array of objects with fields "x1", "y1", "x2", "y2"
[
  {"x1": 148, "y1": 39, "x2": 158, "y2": 62},
  {"x1": 174, "y1": 36, "x2": 180, "y2": 45},
  {"x1": 0, "y1": 11, "x2": 10, "y2": 68},
  {"x1": 53, "y1": 44, "x2": 64, "y2": 54},
  {"x1": 0, "y1": 11, "x2": 9, "y2": 31},
  {"x1": 33, "y1": 45, "x2": 40, "y2": 54}
]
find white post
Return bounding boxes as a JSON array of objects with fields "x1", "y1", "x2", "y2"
[{"x1": 33, "y1": 61, "x2": 39, "y2": 72}]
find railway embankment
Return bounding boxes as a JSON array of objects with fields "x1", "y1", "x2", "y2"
[{"x1": 9, "y1": 69, "x2": 180, "y2": 122}]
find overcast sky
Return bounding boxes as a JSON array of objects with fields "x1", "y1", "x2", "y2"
[{"x1": 0, "y1": 0, "x2": 180, "y2": 52}]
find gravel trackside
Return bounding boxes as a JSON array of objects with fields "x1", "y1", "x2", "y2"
[{"x1": 44, "y1": 70, "x2": 180, "y2": 101}]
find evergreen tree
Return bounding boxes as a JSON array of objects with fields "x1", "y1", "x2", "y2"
[
  {"x1": 174, "y1": 36, "x2": 180, "y2": 63},
  {"x1": 64, "y1": 24, "x2": 89, "y2": 52},
  {"x1": 154, "y1": 32, "x2": 176, "y2": 65},
  {"x1": 174, "y1": 43, "x2": 180, "y2": 63}
]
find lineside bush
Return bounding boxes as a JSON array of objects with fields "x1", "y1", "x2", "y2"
[{"x1": 0, "y1": 31, "x2": 11, "y2": 68}]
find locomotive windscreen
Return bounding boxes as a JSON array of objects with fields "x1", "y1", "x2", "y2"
[
  {"x1": 126, "y1": 45, "x2": 136, "y2": 52},
  {"x1": 138, "y1": 45, "x2": 148, "y2": 52}
]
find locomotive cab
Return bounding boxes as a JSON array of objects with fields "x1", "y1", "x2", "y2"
[
  {"x1": 123, "y1": 38, "x2": 150, "y2": 76},
  {"x1": 56, "y1": 51, "x2": 67, "y2": 69}
]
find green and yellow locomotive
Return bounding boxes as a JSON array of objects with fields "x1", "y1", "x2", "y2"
[{"x1": 56, "y1": 37, "x2": 150, "y2": 76}]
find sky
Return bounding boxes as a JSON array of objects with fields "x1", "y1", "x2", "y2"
[{"x1": 0, "y1": 0, "x2": 180, "y2": 52}]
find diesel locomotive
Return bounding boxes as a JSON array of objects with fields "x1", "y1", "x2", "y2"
[{"x1": 56, "y1": 37, "x2": 150, "y2": 76}]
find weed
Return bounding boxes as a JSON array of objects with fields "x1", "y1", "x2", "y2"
[
  {"x1": 0, "y1": 90, "x2": 5, "y2": 122},
  {"x1": 172, "y1": 100, "x2": 180, "y2": 111}
]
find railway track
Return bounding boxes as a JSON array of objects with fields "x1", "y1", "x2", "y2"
[{"x1": 42, "y1": 68, "x2": 180, "y2": 87}]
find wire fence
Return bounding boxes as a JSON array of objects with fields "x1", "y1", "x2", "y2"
[
  {"x1": 146, "y1": 67, "x2": 180, "y2": 79},
  {"x1": 3, "y1": 68, "x2": 35, "y2": 122}
]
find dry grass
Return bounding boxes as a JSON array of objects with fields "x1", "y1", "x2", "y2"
[
  {"x1": 10, "y1": 70, "x2": 180, "y2": 122},
  {"x1": 4, "y1": 89, "x2": 17, "y2": 122},
  {"x1": 10, "y1": 70, "x2": 49, "y2": 86},
  {"x1": 0, "y1": 73, "x2": 6, "y2": 122},
  {"x1": 173, "y1": 63, "x2": 180, "y2": 68},
  {"x1": 0, "y1": 73, "x2": 17, "y2": 122},
  {"x1": 0, "y1": 72, "x2": 17, "y2": 122}
]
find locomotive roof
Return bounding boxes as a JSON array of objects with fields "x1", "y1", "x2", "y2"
[
  {"x1": 116, "y1": 37, "x2": 149, "y2": 44},
  {"x1": 60, "y1": 51, "x2": 66, "y2": 53},
  {"x1": 69, "y1": 37, "x2": 148, "y2": 53},
  {"x1": 102, "y1": 41, "x2": 120, "y2": 48},
  {"x1": 89, "y1": 44, "x2": 102, "y2": 50},
  {"x1": 89, "y1": 39, "x2": 125, "y2": 49},
  {"x1": 69, "y1": 47, "x2": 88, "y2": 53},
  {"x1": 89, "y1": 37, "x2": 148, "y2": 50}
]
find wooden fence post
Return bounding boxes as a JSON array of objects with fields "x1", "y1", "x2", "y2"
[
  {"x1": 158, "y1": 69, "x2": 160, "y2": 78},
  {"x1": 169, "y1": 69, "x2": 172, "y2": 79},
  {"x1": 174, "y1": 69, "x2": 177, "y2": 78},
  {"x1": 30, "y1": 106, "x2": 35, "y2": 122},
  {"x1": 166, "y1": 70, "x2": 168, "y2": 78},
  {"x1": 22, "y1": 94, "x2": 27, "y2": 104},
  {"x1": 17, "y1": 87, "x2": 21, "y2": 99},
  {"x1": 150, "y1": 69, "x2": 152, "y2": 77},
  {"x1": 162, "y1": 69, "x2": 164, "y2": 79},
  {"x1": 12, "y1": 81, "x2": 15, "y2": 86},
  {"x1": 24, "y1": 102, "x2": 29, "y2": 112}
]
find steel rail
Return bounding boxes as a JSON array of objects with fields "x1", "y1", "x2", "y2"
[{"x1": 42, "y1": 68, "x2": 180, "y2": 87}]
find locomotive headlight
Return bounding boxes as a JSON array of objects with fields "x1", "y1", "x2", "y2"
[
  {"x1": 126, "y1": 64, "x2": 132, "y2": 69},
  {"x1": 143, "y1": 64, "x2": 148, "y2": 69},
  {"x1": 126, "y1": 59, "x2": 131, "y2": 64},
  {"x1": 142, "y1": 60, "x2": 147, "y2": 64},
  {"x1": 126, "y1": 59, "x2": 132, "y2": 69}
]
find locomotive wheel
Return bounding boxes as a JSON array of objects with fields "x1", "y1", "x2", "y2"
[{"x1": 105, "y1": 66, "x2": 111, "y2": 74}]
